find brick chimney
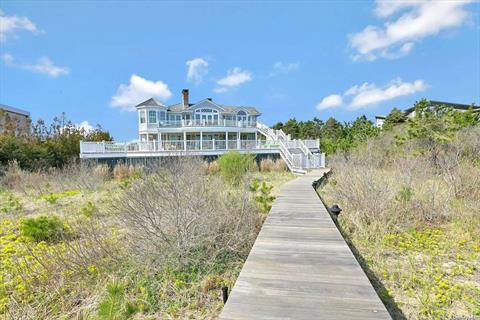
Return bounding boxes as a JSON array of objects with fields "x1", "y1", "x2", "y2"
[{"x1": 182, "y1": 89, "x2": 189, "y2": 109}]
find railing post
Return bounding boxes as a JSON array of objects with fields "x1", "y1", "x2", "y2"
[
  {"x1": 102, "y1": 140, "x2": 105, "y2": 153},
  {"x1": 212, "y1": 138, "x2": 215, "y2": 151},
  {"x1": 79, "y1": 140, "x2": 83, "y2": 154}
]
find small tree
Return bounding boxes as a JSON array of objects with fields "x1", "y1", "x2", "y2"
[{"x1": 383, "y1": 107, "x2": 407, "y2": 130}]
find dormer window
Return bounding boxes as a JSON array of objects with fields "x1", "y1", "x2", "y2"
[
  {"x1": 140, "y1": 110, "x2": 146, "y2": 124},
  {"x1": 148, "y1": 110, "x2": 157, "y2": 123}
]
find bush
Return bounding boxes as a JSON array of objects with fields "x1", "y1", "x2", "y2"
[
  {"x1": 20, "y1": 215, "x2": 68, "y2": 242},
  {"x1": 205, "y1": 160, "x2": 219, "y2": 174},
  {"x1": 40, "y1": 189, "x2": 81, "y2": 204},
  {"x1": 259, "y1": 158, "x2": 275, "y2": 172},
  {"x1": 217, "y1": 151, "x2": 255, "y2": 185},
  {"x1": 93, "y1": 164, "x2": 111, "y2": 181},
  {"x1": 111, "y1": 157, "x2": 260, "y2": 267},
  {"x1": 273, "y1": 159, "x2": 287, "y2": 172},
  {"x1": 250, "y1": 179, "x2": 275, "y2": 214},
  {"x1": 113, "y1": 164, "x2": 141, "y2": 181},
  {"x1": 0, "y1": 192, "x2": 23, "y2": 214}
]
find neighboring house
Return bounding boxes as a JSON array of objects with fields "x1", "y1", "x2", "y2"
[
  {"x1": 375, "y1": 115, "x2": 386, "y2": 128},
  {"x1": 404, "y1": 100, "x2": 479, "y2": 119},
  {"x1": 375, "y1": 100, "x2": 479, "y2": 128},
  {"x1": 0, "y1": 104, "x2": 31, "y2": 136},
  {"x1": 80, "y1": 89, "x2": 325, "y2": 173}
]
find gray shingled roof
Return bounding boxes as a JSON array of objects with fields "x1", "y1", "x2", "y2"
[
  {"x1": 168, "y1": 103, "x2": 191, "y2": 112},
  {"x1": 136, "y1": 98, "x2": 166, "y2": 108},
  {"x1": 220, "y1": 105, "x2": 261, "y2": 115},
  {"x1": 0, "y1": 104, "x2": 30, "y2": 117},
  {"x1": 166, "y1": 100, "x2": 261, "y2": 115}
]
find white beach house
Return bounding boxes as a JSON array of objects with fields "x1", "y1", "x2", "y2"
[{"x1": 80, "y1": 89, "x2": 324, "y2": 173}]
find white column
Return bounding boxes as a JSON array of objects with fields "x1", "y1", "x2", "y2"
[
  {"x1": 226, "y1": 131, "x2": 229, "y2": 150},
  {"x1": 255, "y1": 131, "x2": 258, "y2": 149},
  {"x1": 200, "y1": 131, "x2": 203, "y2": 150},
  {"x1": 237, "y1": 132, "x2": 240, "y2": 150},
  {"x1": 213, "y1": 138, "x2": 215, "y2": 151},
  {"x1": 183, "y1": 131, "x2": 187, "y2": 151}
]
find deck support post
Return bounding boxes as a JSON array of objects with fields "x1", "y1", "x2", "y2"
[
  {"x1": 237, "y1": 132, "x2": 240, "y2": 150},
  {"x1": 200, "y1": 131, "x2": 203, "y2": 151}
]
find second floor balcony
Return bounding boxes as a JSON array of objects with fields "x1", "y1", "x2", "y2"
[{"x1": 139, "y1": 119, "x2": 257, "y2": 131}]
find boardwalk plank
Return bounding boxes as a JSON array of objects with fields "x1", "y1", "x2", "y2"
[{"x1": 220, "y1": 170, "x2": 391, "y2": 319}]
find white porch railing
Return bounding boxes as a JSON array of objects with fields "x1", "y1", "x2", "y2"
[
  {"x1": 80, "y1": 123, "x2": 325, "y2": 173},
  {"x1": 80, "y1": 140, "x2": 280, "y2": 154},
  {"x1": 139, "y1": 119, "x2": 257, "y2": 130}
]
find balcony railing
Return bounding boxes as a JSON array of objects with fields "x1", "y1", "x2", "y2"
[
  {"x1": 80, "y1": 140, "x2": 280, "y2": 154},
  {"x1": 139, "y1": 119, "x2": 257, "y2": 130}
]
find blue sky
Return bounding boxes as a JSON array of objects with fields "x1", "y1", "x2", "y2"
[{"x1": 1, "y1": 1, "x2": 479, "y2": 140}]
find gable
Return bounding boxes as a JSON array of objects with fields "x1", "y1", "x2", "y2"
[{"x1": 186, "y1": 99, "x2": 225, "y2": 112}]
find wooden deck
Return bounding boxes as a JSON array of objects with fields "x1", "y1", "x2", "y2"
[{"x1": 220, "y1": 170, "x2": 391, "y2": 319}]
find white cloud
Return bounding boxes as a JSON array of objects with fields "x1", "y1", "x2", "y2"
[
  {"x1": 0, "y1": 9, "x2": 41, "y2": 42},
  {"x1": 316, "y1": 78, "x2": 427, "y2": 111},
  {"x1": 348, "y1": 78, "x2": 427, "y2": 109},
  {"x1": 2, "y1": 53, "x2": 13, "y2": 64},
  {"x1": 268, "y1": 61, "x2": 300, "y2": 77},
  {"x1": 350, "y1": 1, "x2": 472, "y2": 61},
  {"x1": 186, "y1": 58, "x2": 208, "y2": 85},
  {"x1": 316, "y1": 94, "x2": 343, "y2": 110},
  {"x1": 2, "y1": 53, "x2": 69, "y2": 77},
  {"x1": 76, "y1": 121, "x2": 94, "y2": 132},
  {"x1": 214, "y1": 67, "x2": 252, "y2": 93},
  {"x1": 110, "y1": 74, "x2": 172, "y2": 111}
]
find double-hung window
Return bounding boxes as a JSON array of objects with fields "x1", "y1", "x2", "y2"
[
  {"x1": 140, "y1": 111, "x2": 146, "y2": 124},
  {"x1": 159, "y1": 111, "x2": 166, "y2": 121},
  {"x1": 149, "y1": 110, "x2": 157, "y2": 123}
]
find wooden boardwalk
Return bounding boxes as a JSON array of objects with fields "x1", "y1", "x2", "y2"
[{"x1": 220, "y1": 170, "x2": 391, "y2": 319}]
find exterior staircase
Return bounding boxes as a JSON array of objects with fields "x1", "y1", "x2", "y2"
[{"x1": 257, "y1": 123, "x2": 324, "y2": 173}]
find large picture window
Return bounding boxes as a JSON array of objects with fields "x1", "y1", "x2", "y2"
[{"x1": 148, "y1": 110, "x2": 157, "y2": 123}]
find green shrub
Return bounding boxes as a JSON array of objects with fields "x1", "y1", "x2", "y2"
[
  {"x1": 250, "y1": 179, "x2": 275, "y2": 214},
  {"x1": 217, "y1": 151, "x2": 255, "y2": 185},
  {"x1": 80, "y1": 201, "x2": 97, "y2": 218},
  {"x1": 20, "y1": 215, "x2": 67, "y2": 242},
  {"x1": 0, "y1": 192, "x2": 23, "y2": 214},
  {"x1": 98, "y1": 280, "x2": 138, "y2": 319},
  {"x1": 40, "y1": 189, "x2": 81, "y2": 204}
]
